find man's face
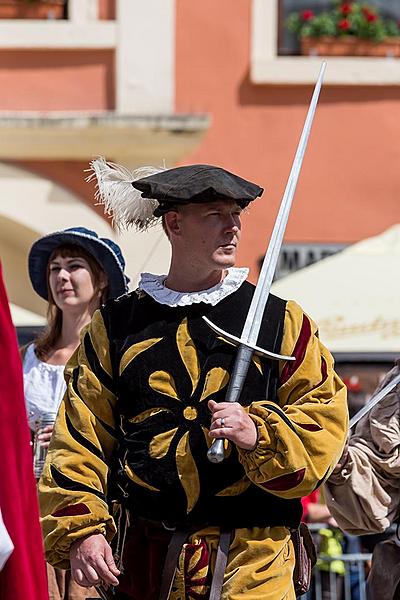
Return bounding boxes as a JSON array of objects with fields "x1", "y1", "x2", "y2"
[{"x1": 169, "y1": 200, "x2": 243, "y2": 272}]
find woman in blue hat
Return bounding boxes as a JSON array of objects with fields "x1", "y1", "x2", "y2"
[{"x1": 22, "y1": 227, "x2": 128, "y2": 600}]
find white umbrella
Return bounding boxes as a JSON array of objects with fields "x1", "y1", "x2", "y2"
[{"x1": 272, "y1": 225, "x2": 400, "y2": 353}]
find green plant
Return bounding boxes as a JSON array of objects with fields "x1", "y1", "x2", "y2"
[{"x1": 287, "y1": 1, "x2": 400, "y2": 42}]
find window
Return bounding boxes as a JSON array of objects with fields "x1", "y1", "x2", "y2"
[
  {"x1": 251, "y1": 0, "x2": 400, "y2": 85},
  {"x1": 278, "y1": 0, "x2": 400, "y2": 56}
]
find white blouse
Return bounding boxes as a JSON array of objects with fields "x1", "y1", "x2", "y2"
[
  {"x1": 139, "y1": 267, "x2": 249, "y2": 307},
  {"x1": 23, "y1": 344, "x2": 66, "y2": 430}
]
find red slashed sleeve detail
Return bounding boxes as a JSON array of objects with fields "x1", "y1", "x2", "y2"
[
  {"x1": 261, "y1": 469, "x2": 306, "y2": 492},
  {"x1": 292, "y1": 423, "x2": 323, "y2": 432},
  {"x1": 52, "y1": 503, "x2": 91, "y2": 518},
  {"x1": 280, "y1": 314, "x2": 311, "y2": 386}
]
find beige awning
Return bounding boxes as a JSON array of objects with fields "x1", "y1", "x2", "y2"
[
  {"x1": 272, "y1": 225, "x2": 400, "y2": 354},
  {"x1": 10, "y1": 303, "x2": 46, "y2": 327}
]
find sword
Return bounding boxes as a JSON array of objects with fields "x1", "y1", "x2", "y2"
[
  {"x1": 205, "y1": 62, "x2": 327, "y2": 464},
  {"x1": 349, "y1": 372, "x2": 400, "y2": 429},
  {"x1": 96, "y1": 586, "x2": 113, "y2": 600}
]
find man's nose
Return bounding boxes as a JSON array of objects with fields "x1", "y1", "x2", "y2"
[{"x1": 224, "y1": 216, "x2": 239, "y2": 232}]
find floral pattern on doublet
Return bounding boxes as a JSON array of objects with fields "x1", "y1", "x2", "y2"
[{"x1": 110, "y1": 283, "x2": 291, "y2": 526}]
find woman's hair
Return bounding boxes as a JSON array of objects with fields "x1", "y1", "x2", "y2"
[{"x1": 35, "y1": 244, "x2": 108, "y2": 361}]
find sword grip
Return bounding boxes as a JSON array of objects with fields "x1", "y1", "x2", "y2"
[
  {"x1": 207, "y1": 344, "x2": 254, "y2": 464},
  {"x1": 225, "y1": 344, "x2": 254, "y2": 404}
]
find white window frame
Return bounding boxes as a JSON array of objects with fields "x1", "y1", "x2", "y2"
[
  {"x1": 251, "y1": 0, "x2": 400, "y2": 85},
  {"x1": 0, "y1": 0, "x2": 116, "y2": 49}
]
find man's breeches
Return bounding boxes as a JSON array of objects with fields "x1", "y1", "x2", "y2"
[
  {"x1": 174, "y1": 525, "x2": 296, "y2": 600},
  {"x1": 114, "y1": 522, "x2": 296, "y2": 600}
]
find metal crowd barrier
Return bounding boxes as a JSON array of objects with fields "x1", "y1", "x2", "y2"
[{"x1": 299, "y1": 524, "x2": 372, "y2": 600}]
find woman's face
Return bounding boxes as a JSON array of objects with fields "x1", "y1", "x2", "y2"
[{"x1": 48, "y1": 253, "x2": 105, "y2": 314}]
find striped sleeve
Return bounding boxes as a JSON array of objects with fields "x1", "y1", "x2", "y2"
[
  {"x1": 38, "y1": 309, "x2": 118, "y2": 569},
  {"x1": 238, "y1": 300, "x2": 348, "y2": 499}
]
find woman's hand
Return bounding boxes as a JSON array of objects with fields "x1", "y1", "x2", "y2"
[
  {"x1": 208, "y1": 399, "x2": 257, "y2": 451},
  {"x1": 37, "y1": 424, "x2": 54, "y2": 449}
]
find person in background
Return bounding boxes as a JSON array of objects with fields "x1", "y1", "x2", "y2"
[
  {"x1": 0, "y1": 262, "x2": 48, "y2": 600},
  {"x1": 325, "y1": 359, "x2": 400, "y2": 600},
  {"x1": 24, "y1": 227, "x2": 128, "y2": 600},
  {"x1": 301, "y1": 490, "x2": 337, "y2": 528}
]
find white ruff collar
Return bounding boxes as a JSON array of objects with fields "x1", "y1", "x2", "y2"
[{"x1": 139, "y1": 267, "x2": 249, "y2": 307}]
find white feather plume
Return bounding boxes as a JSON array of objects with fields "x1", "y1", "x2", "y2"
[{"x1": 86, "y1": 157, "x2": 165, "y2": 231}]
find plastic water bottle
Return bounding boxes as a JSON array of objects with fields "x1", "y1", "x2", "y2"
[{"x1": 33, "y1": 412, "x2": 57, "y2": 480}]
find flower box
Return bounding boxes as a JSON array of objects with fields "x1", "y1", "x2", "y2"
[
  {"x1": 301, "y1": 36, "x2": 400, "y2": 58},
  {"x1": 0, "y1": 0, "x2": 66, "y2": 20}
]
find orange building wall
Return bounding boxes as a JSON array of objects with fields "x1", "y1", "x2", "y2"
[
  {"x1": 0, "y1": 50, "x2": 115, "y2": 111},
  {"x1": 175, "y1": 0, "x2": 400, "y2": 278},
  {"x1": 98, "y1": 0, "x2": 116, "y2": 20},
  {"x1": 12, "y1": 159, "x2": 103, "y2": 218}
]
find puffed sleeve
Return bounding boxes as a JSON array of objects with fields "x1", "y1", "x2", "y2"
[
  {"x1": 238, "y1": 300, "x2": 348, "y2": 499},
  {"x1": 325, "y1": 363, "x2": 400, "y2": 535},
  {"x1": 39, "y1": 308, "x2": 118, "y2": 569}
]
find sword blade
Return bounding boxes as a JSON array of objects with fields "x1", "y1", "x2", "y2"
[
  {"x1": 207, "y1": 63, "x2": 326, "y2": 464},
  {"x1": 349, "y1": 372, "x2": 400, "y2": 429},
  {"x1": 241, "y1": 62, "x2": 326, "y2": 346}
]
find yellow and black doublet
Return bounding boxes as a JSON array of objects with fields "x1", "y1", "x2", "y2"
[{"x1": 40, "y1": 280, "x2": 348, "y2": 599}]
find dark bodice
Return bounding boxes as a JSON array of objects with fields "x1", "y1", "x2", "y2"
[{"x1": 102, "y1": 282, "x2": 302, "y2": 529}]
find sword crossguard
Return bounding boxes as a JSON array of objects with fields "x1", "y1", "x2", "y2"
[
  {"x1": 202, "y1": 316, "x2": 295, "y2": 362},
  {"x1": 204, "y1": 316, "x2": 294, "y2": 464}
]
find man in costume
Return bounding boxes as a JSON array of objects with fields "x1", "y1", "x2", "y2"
[
  {"x1": 325, "y1": 361, "x2": 400, "y2": 600},
  {"x1": 40, "y1": 162, "x2": 348, "y2": 599}
]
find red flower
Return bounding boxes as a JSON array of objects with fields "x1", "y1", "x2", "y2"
[
  {"x1": 340, "y1": 3, "x2": 353, "y2": 16},
  {"x1": 362, "y1": 7, "x2": 377, "y2": 22},
  {"x1": 301, "y1": 9, "x2": 314, "y2": 21},
  {"x1": 338, "y1": 18, "x2": 350, "y2": 30}
]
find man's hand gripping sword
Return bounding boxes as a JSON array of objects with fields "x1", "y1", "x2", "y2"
[{"x1": 204, "y1": 62, "x2": 327, "y2": 464}]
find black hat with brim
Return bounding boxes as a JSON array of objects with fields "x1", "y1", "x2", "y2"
[
  {"x1": 28, "y1": 227, "x2": 129, "y2": 301},
  {"x1": 131, "y1": 164, "x2": 263, "y2": 216}
]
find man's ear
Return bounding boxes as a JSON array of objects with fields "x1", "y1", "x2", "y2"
[{"x1": 164, "y1": 211, "x2": 181, "y2": 237}]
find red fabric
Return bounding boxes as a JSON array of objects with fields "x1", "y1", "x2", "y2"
[
  {"x1": 280, "y1": 314, "x2": 312, "y2": 386},
  {"x1": 0, "y1": 264, "x2": 48, "y2": 600},
  {"x1": 117, "y1": 520, "x2": 172, "y2": 600},
  {"x1": 292, "y1": 422, "x2": 323, "y2": 432},
  {"x1": 301, "y1": 490, "x2": 320, "y2": 522},
  {"x1": 261, "y1": 468, "x2": 306, "y2": 492},
  {"x1": 52, "y1": 502, "x2": 91, "y2": 518},
  {"x1": 184, "y1": 538, "x2": 210, "y2": 598}
]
